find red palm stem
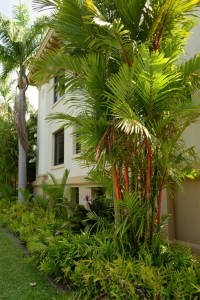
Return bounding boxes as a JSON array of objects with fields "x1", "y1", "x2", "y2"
[
  {"x1": 124, "y1": 164, "x2": 129, "y2": 192},
  {"x1": 113, "y1": 165, "x2": 120, "y2": 200}
]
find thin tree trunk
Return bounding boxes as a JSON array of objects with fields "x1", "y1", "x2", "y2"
[
  {"x1": 146, "y1": 144, "x2": 151, "y2": 242},
  {"x1": 18, "y1": 88, "x2": 27, "y2": 202},
  {"x1": 151, "y1": 194, "x2": 157, "y2": 243},
  {"x1": 113, "y1": 164, "x2": 120, "y2": 200},
  {"x1": 124, "y1": 164, "x2": 129, "y2": 192},
  {"x1": 151, "y1": 168, "x2": 157, "y2": 243},
  {"x1": 157, "y1": 170, "x2": 167, "y2": 225},
  {"x1": 118, "y1": 166, "x2": 123, "y2": 200},
  {"x1": 112, "y1": 165, "x2": 119, "y2": 226},
  {"x1": 113, "y1": 164, "x2": 123, "y2": 227}
]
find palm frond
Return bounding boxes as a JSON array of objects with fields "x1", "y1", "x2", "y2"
[
  {"x1": 31, "y1": 49, "x2": 85, "y2": 88},
  {"x1": 61, "y1": 168, "x2": 70, "y2": 188},
  {"x1": 95, "y1": 124, "x2": 116, "y2": 161},
  {"x1": 12, "y1": 1, "x2": 31, "y2": 27},
  {"x1": 179, "y1": 53, "x2": 200, "y2": 93},
  {"x1": 112, "y1": 0, "x2": 147, "y2": 38},
  {"x1": 51, "y1": 0, "x2": 94, "y2": 50},
  {"x1": 0, "y1": 6, "x2": 46, "y2": 76},
  {"x1": 45, "y1": 112, "x2": 83, "y2": 127},
  {"x1": 32, "y1": 0, "x2": 57, "y2": 12},
  {"x1": 89, "y1": 17, "x2": 134, "y2": 65},
  {"x1": 47, "y1": 172, "x2": 59, "y2": 189}
]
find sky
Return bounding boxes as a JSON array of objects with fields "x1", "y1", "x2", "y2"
[
  {"x1": 0, "y1": 0, "x2": 43, "y2": 109},
  {"x1": 0, "y1": 0, "x2": 37, "y2": 19}
]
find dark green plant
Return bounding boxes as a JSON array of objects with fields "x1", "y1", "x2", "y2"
[
  {"x1": 39, "y1": 169, "x2": 70, "y2": 205},
  {"x1": 32, "y1": 194, "x2": 49, "y2": 211},
  {"x1": 32, "y1": 0, "x2": 200, "y2": 250},
  {"x1": 1, "y1": 196, "x2": 200, "y2": 299},
  {"x1": 0, "y1": 186, "x2": 17, "y2": 207},
  {"x1": 0, "y1": 119, "x2": 18, "y2": 189},
  {"x1": 33, "y1": 169, "x2": 88, "y2": 231},
  {"x1": 18, "y1": 187, "x2": 33, "y2": 202},
  {"x1": 26, "y1": 112, "x2": 37, "y2": 192},
  {"x1": 84, "y1": 195, "x2": 114, "y2": 233}
]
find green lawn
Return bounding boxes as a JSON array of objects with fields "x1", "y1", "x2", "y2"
[{"x1": 0, "y1": 228, "x2": 66, "y2": 300}]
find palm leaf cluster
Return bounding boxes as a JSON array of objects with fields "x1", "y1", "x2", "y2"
[
  {"x1": 0, "y1": 2, "x2": 47, "y2": 201},
  {"x1": 32, "y1": 0, "x2": 200, "y2": 245},
  {"x1": 0, "y1": 3, "x2": 46, "y2": 78}
]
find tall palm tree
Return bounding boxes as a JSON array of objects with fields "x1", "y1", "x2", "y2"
[
  {"x1": 32, "y1": 0, "x2": 200, "y2": 245},
  {"x1": 0, "y1": 1, "x2": 46, "y2": 201}
]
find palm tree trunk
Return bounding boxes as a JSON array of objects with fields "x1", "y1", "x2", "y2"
[
  {"x1": 113, "y1": 164, "x2": 120, "y2": 200},
  {"x1": 146, "y1": 144, "x2": 151, "y2": 242},
  {"x1": 124, "y1": 164, "x2": 129, "y2": 192},
  {"x1": 18, "y1": 88, "x2": 27, "y2": 202},
  {"x1": 112, "y1": 164, "x2": 120, "y2": 225},
  {"x1": 157, "y1": 170, "x2": 167, "y2": 225}
]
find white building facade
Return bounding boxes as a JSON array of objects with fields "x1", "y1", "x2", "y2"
[{"x1": 31, "y1": 31, "x2": 101, "y2": 204}]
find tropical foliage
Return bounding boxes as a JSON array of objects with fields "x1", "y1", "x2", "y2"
[
  {"x1": 0, "y1": 77, "x2": 37, "y2": 194},
  {"x1": 0, "y1": 122, "x2": 17, "y2": 190},
  {"x1": 32, "y1": 0, "x2": 200, "y2": 247},
  {"x1": 0, "y1": 77, "x2": 16, "y2": 118},
  {"x1": 0, "y1": 1, "x2": 46, "y2": 201},
  {"x1": 1, "y1": 0, "x2": 200, "y2": 298},
  {"x1": 1, "y1": 181, "x2": 200, "y2": 299}
]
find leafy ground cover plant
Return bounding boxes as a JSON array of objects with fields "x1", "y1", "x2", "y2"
[
  {"x1": 1, "y1": 192, "x2": 200, "y2": 299},
  {"x1": 26, "y1": 226, "x2": 200, "y2": 299},
  {"x1": 1, "y1": 168, "x2": 200, "y2": 298}
]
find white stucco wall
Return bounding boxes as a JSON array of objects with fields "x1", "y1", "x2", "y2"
[
  {"x1": 182, "y1": 9, "x2": 200, "y2": 60},
  {"x1": 180, "y1": 10, "x2": 200, "y2": 158},
  {"x1": 36, "y1": 79, "x2": 90, "y2": 182},
  {"x1": 37, "y1": 83, "x2": 49, "y2": 176}
]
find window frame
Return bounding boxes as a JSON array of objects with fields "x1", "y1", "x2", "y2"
[
  {"x1": 54, "y1": 129, "x2": 64, "y2": 166},
  {"x1": 73, "y1": 127, "x2": 81, "y2": 155},
  {"x1": 75, "y1": 134, "x2": 81, "y2": 154},
  {"x1": 54, "y1": 77, "x2": 63, "y2": 103}
]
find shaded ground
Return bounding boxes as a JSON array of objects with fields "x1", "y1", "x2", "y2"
[{"x1": 0, "y1": 228, "x2": 66, "y2": 300}]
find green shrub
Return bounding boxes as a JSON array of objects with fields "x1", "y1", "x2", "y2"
[{"x1": 0, "y1": 175, "x2": 200, "y2": 299}]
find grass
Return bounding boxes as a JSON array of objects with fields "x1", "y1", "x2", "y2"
[{"x1": 0, "y1": 228, "x2": 67, "y2": 300}]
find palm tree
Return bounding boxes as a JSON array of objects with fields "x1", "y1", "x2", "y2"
[
  {"x1": 0, "y1": 1, "x2": 46, "y2": 201},
  {"x1": 32, "y1": 0, "x2": 200, "y2": 246}
]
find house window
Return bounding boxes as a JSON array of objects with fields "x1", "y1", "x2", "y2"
[
  {"x1": 76, "y1": 135, "x2": 81, "y2": 154},
  {"x1": 54, "y1": 129, "x2": 64, "y2": 165},
  {"x1": 73, "y1": 132, "x2": 81, "y2": 154},
  {"x1": 71, "y1": 187, "x2": 79, "y2": 204},
  {"x1": 54, "y1": 77, "x2": 63, "y2": 103}
]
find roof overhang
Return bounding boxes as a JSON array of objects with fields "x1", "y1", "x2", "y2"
[{"x1": 28, "y1": 28, "x2": 60, "y2": 86}]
